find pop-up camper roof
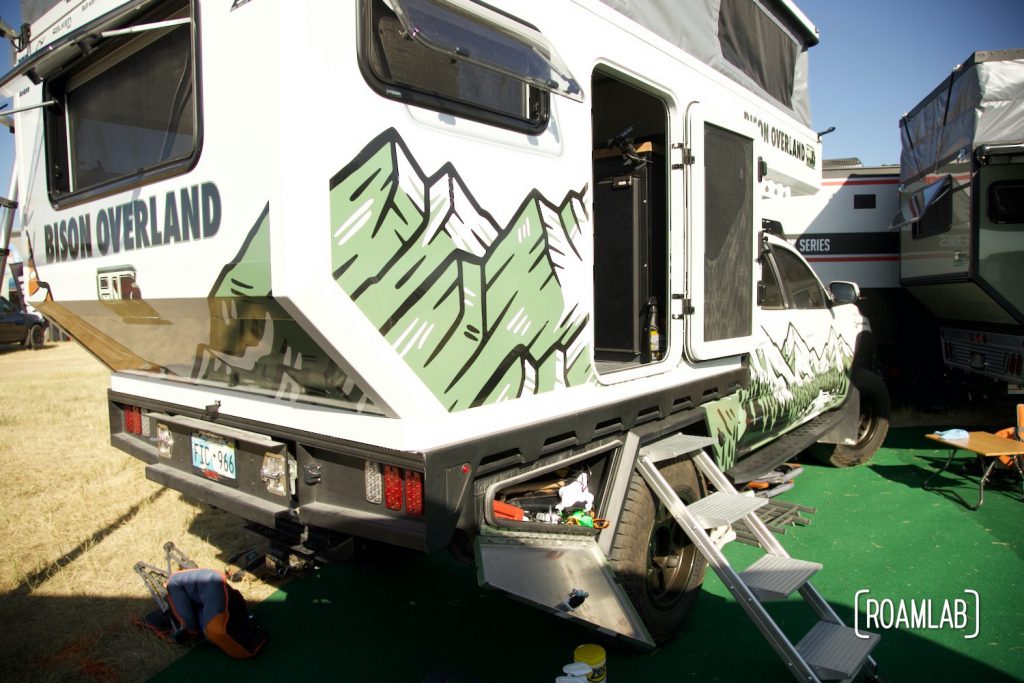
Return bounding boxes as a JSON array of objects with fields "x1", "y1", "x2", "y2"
[
  {"x1": 598, "y1": 0, "x2": 818, "y2": 126},
  {"x1": 899, "y1": 49, "x2": 1024, "y2": 186}
]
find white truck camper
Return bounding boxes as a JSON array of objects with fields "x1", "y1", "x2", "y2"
[
  {"x1": 896, "y1": 49, "x2": 1024, "y2": 395},
  {"x1": 1, "y1": 0, "x2": 885, "y2": 675}
]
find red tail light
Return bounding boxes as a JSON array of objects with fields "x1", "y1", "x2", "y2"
[
  {"x1": 124, "y1": 406, "x2": 142, "y2": 435},
  {"x1": 404, "y1": 470, "x2": 424, "y2": 516},
  {"x1": 384, "y1": 465, "x2": 403, "y2": 511}
]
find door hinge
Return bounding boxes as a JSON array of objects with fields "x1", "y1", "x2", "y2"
[
  {"x1": 671, "y1": 144, "x2": 696, "y2": 169},
  {"x1": 672, "y1": 294, "x2": 695, "y2": 318}
]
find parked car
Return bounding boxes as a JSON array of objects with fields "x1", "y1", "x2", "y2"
[{"x1": 0, "y1": 296, "x2": 48, "y2": 349}]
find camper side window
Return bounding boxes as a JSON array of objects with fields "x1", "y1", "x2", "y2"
[
  {"x1": 44, "y1": 0, "x2": 197, "y2": 203},
  {"x1": 360, "y1": 0, "x2": 548, "y2": 133}
]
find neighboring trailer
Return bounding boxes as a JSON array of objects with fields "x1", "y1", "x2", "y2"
[
  {"x1": 897, "y1": 50, "x2": 1024, "y2": 393},
  {"x1": 785, "y1": 160, "x2": 901, "y2": 290},
  {"x1": 1, "y1": 0, "x2": 888, "y2": 651}
]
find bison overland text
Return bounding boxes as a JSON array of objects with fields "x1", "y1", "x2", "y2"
[{"x1": 40, "y1": 182, "x2": 222, "y2": 264}]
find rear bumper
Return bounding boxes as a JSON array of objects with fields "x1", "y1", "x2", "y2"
[{"x1": 112, "y1": 407, "x2": 438, "y2": 551}]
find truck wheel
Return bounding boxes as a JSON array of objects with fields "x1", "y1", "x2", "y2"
[
  {"x1": 816, "y1": 369, "x2": 890, "y2": 467},
  {"x1": 608, "y1": 457, "x2": 707, "y2": 645},
  {"x1": 26, "y1": 325, "x2": 45, "y2": 350}
]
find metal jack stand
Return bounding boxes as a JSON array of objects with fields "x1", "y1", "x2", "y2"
[{"x1": 133, "y1": 542, "x2": 198, "y2": 640}]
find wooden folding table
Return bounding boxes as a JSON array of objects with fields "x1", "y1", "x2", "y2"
[{"x1": 923, "y1": 431, "x2": 1024, "y2": 510}]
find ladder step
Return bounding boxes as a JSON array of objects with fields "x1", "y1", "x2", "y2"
[
  {"x1": 795, "y1": 621, "x2": 880, "y2": 680},
  {"x1": 638, "y1": 434, "x2": 716, "y2": 463},
  {"x1": 738, "y1": 554, "x2": 821, "y2": 601},
  {"x1": 685, "y1": 491, "x2": 767, "y2": 528}
]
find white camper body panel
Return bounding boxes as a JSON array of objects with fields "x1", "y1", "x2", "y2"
[{"x1": 8, "y1": 0, "x2": 824, "y2": 452}]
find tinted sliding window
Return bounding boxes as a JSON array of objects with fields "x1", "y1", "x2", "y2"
[
  {"x1": 361, "y1": 0, "x2": 548, "y2": 132},
  {"x1": 45, "y1": 0, "x2": 197, "y2": 202}
]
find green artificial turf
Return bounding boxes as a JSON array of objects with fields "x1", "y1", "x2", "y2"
[{"x1": 152, "y1": 427, "x2": 1024, "y2": 682}]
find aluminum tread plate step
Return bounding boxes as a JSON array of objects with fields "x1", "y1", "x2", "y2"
[
  {"x1": 684, "y1": 491, "x2": 767, "y2": 528},
  {"x1": 796, "y1": 621, "x2": 880, "y2": 680},
  {"x1": 638, "y1": 433, "x2": 716, "y2": 463},
  {"x1": 738, "y1": 554, "x2": 821, "y2": 601}
]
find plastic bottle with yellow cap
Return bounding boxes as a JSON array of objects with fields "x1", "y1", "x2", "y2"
[{"x1": 573, "y1": 643, "x2": 606, "y2": 682}]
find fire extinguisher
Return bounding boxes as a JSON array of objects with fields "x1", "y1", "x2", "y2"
[{"x1": 647, "y1": 297, "x2": 661, "y2": 361}]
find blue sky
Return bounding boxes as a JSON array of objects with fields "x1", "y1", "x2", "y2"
[
  {"x1": 801, "y1": 0, "x2": 1024, "y2": 166},
  {"x1": 0, "y1": 0, "x2": 1021, "y2": 196}
]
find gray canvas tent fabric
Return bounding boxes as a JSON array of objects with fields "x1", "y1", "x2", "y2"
[
  {"x1": 900, "y1": 50, "x2": 1024, "y2": 185},
  {"x1": 598, "y1": 0, "x2": 817, "y2": 126}
]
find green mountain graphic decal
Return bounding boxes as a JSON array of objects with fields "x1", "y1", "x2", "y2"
[
  {"x1": 706, "y1": 323, "x2": 853, "y2": 470},
  {"x1": 193, "y1": 205, "x2": 380, "y2": 414},
  {"x1": 329, "y1": 128, "x2": 594, "y2": 412}
]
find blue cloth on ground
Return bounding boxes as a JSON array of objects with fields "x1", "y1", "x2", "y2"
[{"x1": 933, "y1": 429, "x2": 969, "y2": 440}]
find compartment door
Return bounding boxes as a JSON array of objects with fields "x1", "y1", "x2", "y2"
[{"x1": 476, "y1": 532, "x2": 654, "y2": 649}]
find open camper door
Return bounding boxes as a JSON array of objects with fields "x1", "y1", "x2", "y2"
[{"x1": 683, "y1": 103, "x2": 760, "y2": 361}]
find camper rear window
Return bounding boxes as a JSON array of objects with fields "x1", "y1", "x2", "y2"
[
  {"x1": 360, "y1": 0, "x2": 548, "y2": 132},
  {"x1": 44, "y1": 0, "x2": 198, "y2": 203},
  {"x1": 988, "y1": 180, "x2": 1024, "y2": 224}
]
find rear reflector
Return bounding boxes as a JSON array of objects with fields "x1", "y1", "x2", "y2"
[
  {"x1": 384, "y1": 465, "x2": 403, "y2": 511},
  {"x1": 124, "y1": 406, "x2": 142, "y2": 435},
  {"x1": 404, "y1": 470, "x2": 424, "y2": 516},
  {"x1": 369, "y1": 462, "x2": 425, "y2": 515}
]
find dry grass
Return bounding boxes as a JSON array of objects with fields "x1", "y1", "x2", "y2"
[{"x1": 0, "y1": 342, "x2": 284, "y2": 683}]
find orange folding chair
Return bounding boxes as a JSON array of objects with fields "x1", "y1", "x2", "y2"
[{"x1": 993, "y1": 404, "x2": 1024, "y2": 495}]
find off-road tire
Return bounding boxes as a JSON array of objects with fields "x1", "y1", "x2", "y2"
[
  {"x1": 815, "y1": 368, "x2": 890, "y2": 467},
  {"x1": 25, "y1": 324, "x2": 45, "y2": 350},
  {"x1": 608, "y1": 457, "x2": 707, "y2": 645}
]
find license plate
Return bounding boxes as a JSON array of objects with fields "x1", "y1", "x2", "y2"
[{"x1": 191, "y1": 432, "x2": 236, "y2": 481}]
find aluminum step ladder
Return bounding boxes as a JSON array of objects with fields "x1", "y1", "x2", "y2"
[{"x1": 637, "y1": 434, "x2": 880, "y2": 682}]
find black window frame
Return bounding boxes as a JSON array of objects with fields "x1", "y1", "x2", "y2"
[
  {"x1": 854, "y1": 193, "x2": 876, "y2": 209},
  {"x1": 42, "y1": 0, "x2": 202, "y2": 208},
  {"x1": 759, "y1": 253, "x2": 786, "y2": 310},
  {"x1": 987, "y1": 179, "x2": 1024, "y2": 225},
  {"x1": 357, "y1": 0, "x2": 550, "y2": 135}
]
